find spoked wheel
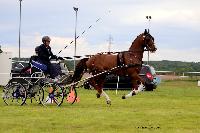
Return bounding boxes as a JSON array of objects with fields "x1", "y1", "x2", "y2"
[
  {"x1": 3, "y1": 83, "x2": 27, "y2": 106},
  {"x1": 41, "y1": 83, "x2": 64, "y2": 106},
  {"x1": 64, "y1": 85, "x2": 78, "y2": 105},
  {"x1": 26, "y1": 85, "x2": 44, "y2": 105}
]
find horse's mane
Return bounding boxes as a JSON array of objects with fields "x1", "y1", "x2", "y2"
[
  {"x1": 128, "y1": 33, "x2": 144, "y2": 51},
  {"x1": 131, "y1": 33, "x2": 143, "y2": 45}
]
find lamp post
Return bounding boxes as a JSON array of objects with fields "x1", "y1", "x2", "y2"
[
  {"x1": 19, "y1": 0, "x2": 23, "y2": 60},
  {"x1": 146, "y1": 16, "x2": 151, "y2": 30},
  {"x1": 108, "y1": 34, "x2": 113, "y2": 53},
  {"x1": 146, "y1": 16, "x2": 151, "y2": 64},
  {"x1": 73, "y1": 7, "x2": 78, "y2": 71}
]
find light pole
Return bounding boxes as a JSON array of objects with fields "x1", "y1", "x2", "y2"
[
  {"x1": 146, "y1": 16, "x2": 151, "y2": 64},
  {"x1": 73, "y1": 7, "x2": 78, "y2": 71},
  {"x1": 146, "y1": 16, "x2": 151, "y2": 30},
  {"x1": 108, "y1": 34, "x2": 113, "y2": 53},
  {"x1": 19, "y1": 0, "x2": 23, "y2": 60}
]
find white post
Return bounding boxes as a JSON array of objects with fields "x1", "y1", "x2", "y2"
[
  {"x1": 73, "y1": 7, "x2": 78, "y2": 71},
  {"x1": 116, "y1": 76, "x2": 119, "y2": 95}
]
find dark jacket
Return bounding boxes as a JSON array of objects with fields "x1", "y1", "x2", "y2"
[{"x1": 38, "y1": 44, "x2": 57, "y2": 64}]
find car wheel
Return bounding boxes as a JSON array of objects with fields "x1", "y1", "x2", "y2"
[{"x1": 145, "y1": 84, "x2": 154, "y2": 91}]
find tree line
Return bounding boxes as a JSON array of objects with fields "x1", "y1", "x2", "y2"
[{"x1": 144, "y1": 60, "x2": 200, "y2": 74}]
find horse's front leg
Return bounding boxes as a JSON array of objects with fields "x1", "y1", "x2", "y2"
[
  {"x1": 122, "y1": 75, "x2": 145, "y2": 99},
  {"x1": 122, "y1": 80, "x2": 138, "y2": 99},
  {"x1": 133, "y1": 75, "x2": 145, "y2": 94}
]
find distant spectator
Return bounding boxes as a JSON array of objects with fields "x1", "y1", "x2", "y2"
[
  {"x1": 20, "y1": 46, "x2": 40, "y2": 73},
  {"x1": 0, "y1": 45, "x2": 3, "y2": 53}
]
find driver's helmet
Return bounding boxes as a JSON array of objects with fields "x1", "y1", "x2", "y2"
[{"x1": 42, "y1": 36, "x2": 51, "y2": 43}]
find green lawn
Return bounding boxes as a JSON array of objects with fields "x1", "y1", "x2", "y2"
[{"x1": 1, "y1": 80, "x2": 200, "y2": 133}]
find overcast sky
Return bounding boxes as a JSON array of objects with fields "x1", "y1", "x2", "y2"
[{"x1": 0, "y1": 0, "x2": 200, "y2": 62}]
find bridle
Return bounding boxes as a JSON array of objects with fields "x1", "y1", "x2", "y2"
[{"x1": 143, "y1": 33, "x2": 155, "y2": 52}]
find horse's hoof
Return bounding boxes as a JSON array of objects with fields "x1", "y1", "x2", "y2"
[
  {"x1": 96, "y1": 93, "x2": 100, "y2": 98},
  {"x1": 132, "y1": 91, "x2": 136, "y2": 96},
  {"x1": 122, "y1": 95, "x2": 126, "y2": 99},
  {"x1": 107, "y1": 100, "x2": 111, "y2": 105}
]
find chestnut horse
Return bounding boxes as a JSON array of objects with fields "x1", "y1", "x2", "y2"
[{"x1": 72, "y1": 29, "x2": 157, "y2": 105}]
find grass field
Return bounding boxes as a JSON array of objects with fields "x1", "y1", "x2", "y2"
[{"x1": 1, "y1": 80, "x2": 200, "y2": 133}]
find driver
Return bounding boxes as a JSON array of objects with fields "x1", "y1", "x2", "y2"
[{"x1": 37, "y1": 36, "x2": 62, "y2": 80}]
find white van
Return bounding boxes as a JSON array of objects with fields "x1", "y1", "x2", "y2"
[{"x1": 0, "y1": 52, "x2": 12, "y2": 86}]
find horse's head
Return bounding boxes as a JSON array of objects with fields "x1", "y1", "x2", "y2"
[{"x1": 141, "y1": 29, "x2": 157, "y2": 52}]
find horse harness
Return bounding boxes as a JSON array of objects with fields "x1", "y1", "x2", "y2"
[{"x1": 117, "y1": 51, "x2": 143, "y2": 68}]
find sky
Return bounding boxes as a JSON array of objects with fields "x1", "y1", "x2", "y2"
[{"x1": 0, "y1": 0, "x2": 200, "y2": 62}]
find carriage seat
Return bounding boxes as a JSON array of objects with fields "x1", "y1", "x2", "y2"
[{"x1": 31, "y1": 60, "x2": 47, "y2": 71}]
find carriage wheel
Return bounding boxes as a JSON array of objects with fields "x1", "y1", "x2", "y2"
[
  {"x1": 3, "y1": 83, "x2": 27, "y2": 106},
  {"x1": 26, "y1": 85, "x2": 44, "y2": 105},
  {"x1": 64, "y1": 86, "x2": 77, "y2": 104},
  {"x1": 41, "y1": 83, "x2": 64, "y2": 106}
]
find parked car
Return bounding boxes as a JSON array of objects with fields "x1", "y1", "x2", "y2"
[
  {"x1": 84, "y1": 64, "x2": 160, "y2": 91},
  {"x1": 139, "y1": 64, "x2": 160, "y2": 91}
]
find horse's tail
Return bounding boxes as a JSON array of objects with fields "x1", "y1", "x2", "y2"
[{"x1": 72, "y1": 58, "x2": 89, "y2": 82}]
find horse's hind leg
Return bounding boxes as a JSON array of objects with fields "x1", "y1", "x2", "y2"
[
  {"x1": 100, "y1": 89, "x2": 111, "y2": 105},
  {"x1": 89, "y1": 77, "x2": 111, "y2": 105},
  {"x1": 88, "y1": 78, "x2": 102, "y2": 98},
  {"x1": 89, "y1": 75, "x2": 105, "y2": 97}
]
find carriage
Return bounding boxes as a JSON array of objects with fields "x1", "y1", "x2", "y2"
[{"x1": 2, "y1": 58, "x2": 77, "y2": 106}]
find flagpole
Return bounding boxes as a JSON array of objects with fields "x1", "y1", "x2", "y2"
[{"x1": 19, "y1": 0, "x2": 22, "y2": 60}]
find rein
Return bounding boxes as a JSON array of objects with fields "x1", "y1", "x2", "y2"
[{"x1": 97, "y1": 49, "x2": 149, "y2": 55}]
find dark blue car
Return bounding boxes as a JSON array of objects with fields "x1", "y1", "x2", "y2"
[{"x1": 84, "y1": 64, "x2": 160, "y2": 91}]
